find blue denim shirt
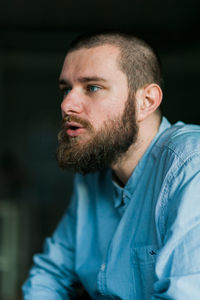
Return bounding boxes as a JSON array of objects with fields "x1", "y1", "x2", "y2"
[{"x1": 23, "y1": 117, "x2": 200, "y2": 299}]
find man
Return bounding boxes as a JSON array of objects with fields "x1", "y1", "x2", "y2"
[{"x1": 23, "y1": 32, "x2": 200, "y2": 299}]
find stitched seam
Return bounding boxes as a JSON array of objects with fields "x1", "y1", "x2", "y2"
[{"x1": 159, "y1": 152, "x2": 200, "y2": 241}]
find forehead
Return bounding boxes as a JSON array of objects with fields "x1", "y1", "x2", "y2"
[{"x1": 60, "y1": 45, "x2": 122, "y2": 79}]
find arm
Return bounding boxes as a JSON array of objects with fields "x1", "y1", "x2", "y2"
[
  {"x1": 152, "y1": 155, "x2": 200, "y2": 299},
  {"x1": 22, "y1": 191, "x2": 80, "y2": 299}
]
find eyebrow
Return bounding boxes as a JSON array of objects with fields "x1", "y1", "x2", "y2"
[
  {"x1": 59, "y1": 76, "x2": 107, "y2": 86},
  {"x1": 78, "y1": 76, "x2": 107, "y2": 83}
]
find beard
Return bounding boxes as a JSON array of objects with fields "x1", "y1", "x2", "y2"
[{"x1": 56, "y1": 94, "x2": 138, "y2": 175}]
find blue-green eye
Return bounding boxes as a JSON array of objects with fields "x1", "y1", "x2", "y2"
[
  {"x1": 87, "y1": 85, "x2": 101, "y2": 92},
  {"x1": 63, "y1": 87, "x2": 72, "y2": 96}
]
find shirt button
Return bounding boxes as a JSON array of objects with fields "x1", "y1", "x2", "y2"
[{"x1": 101, "y1": 263, "x2": 106, "y2": 271}]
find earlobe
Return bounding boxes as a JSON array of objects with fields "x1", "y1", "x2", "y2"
[{"x1": 137, "y1": 84, "x2": 162, "y2": 122}]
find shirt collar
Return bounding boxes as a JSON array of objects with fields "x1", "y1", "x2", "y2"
[{"x1": 112, "y1": 117, "x2": 171, "y2": 207}]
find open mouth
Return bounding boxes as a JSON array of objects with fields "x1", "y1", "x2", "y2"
[
  {"x1": 68, "y1": 125, "x2": 80, "y2": 130},
  {"x1": 66, "y1": 122, "x2": 85, "y2": 137}
]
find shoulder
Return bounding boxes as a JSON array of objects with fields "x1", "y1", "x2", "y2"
[
  {"x1": 154, "y1": 122, "x2": 200, "y2": 240},
  {"x1": 155, "y1": 121, "x2": 200, "y2": 163},
  {"x1": 151, "y1": 121, "x2": 200, "y2": 192}
]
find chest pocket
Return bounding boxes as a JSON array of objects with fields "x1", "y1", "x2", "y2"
[{"x1": 131, "y1": 244, "x2": 158, "y2": 300}]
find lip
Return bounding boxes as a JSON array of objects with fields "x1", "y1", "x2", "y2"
[
  {"x1": 66, "y1": 121, "x2": 84, "y2": 129},
  {"x1": 65, "y1": 121, "x2": 85, "y2": 137}
]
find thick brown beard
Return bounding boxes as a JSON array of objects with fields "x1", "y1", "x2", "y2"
[{"x1": 56, "y1": 94, "x2": 138, "y2": 174}]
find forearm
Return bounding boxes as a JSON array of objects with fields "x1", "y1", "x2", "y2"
[
  {"x1": 23, "y1": 272, "x2": 71, "y2": 300},
  {"x1": 22, "y1": 236, "x2": 79, "y2": 299},
  {"x1": 23, "y1": 192, "x2": 79, "y2": 299},
  {"x1": 152, "y1": 274, "x2": 200, "y2": 299}
]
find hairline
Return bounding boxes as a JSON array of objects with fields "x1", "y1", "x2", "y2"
[
  {"x1": 65, "y1": 33, "x2": 162, "y2": 116},
  {"x1": 66, "y1": 42, "x2": 136, "y2": 94}
]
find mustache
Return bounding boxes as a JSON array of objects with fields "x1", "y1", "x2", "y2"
[
  {"x1": 58, "y1": 115, "x2": 94, "y2": 144},
  {"x1": 60, "y1": 115, "x2": 94, "y2": 134}
]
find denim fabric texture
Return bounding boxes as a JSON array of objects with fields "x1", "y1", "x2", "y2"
[{"x1": 23, "y1": 117, "x2": 200, "y2": 299}]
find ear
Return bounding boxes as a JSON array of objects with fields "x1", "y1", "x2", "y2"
[{"x1": 136, "y1": 84, "x2": 162, "y2": 122}]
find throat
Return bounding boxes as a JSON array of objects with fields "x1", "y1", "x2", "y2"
[
  {"x1": 112, "y1": 171, "x2": 125, "y2": 188},
  {"x1": 111, "y1": 142, "x2": 140, "y2": 186}
]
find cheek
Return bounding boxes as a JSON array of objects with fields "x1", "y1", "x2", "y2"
[
  {"x1": 87, "y1": 90, "x2": 128, "y2": 129},
  {"x1": 90, "y1": 104, "x2": 124, "y2": 130}
]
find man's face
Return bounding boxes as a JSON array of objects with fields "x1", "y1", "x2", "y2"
[{"x1": 57, "y1": 45, "x2": 138, "y2": 174}]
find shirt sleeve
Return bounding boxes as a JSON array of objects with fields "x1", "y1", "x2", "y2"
[
  {"x1": 22, "y1": 185, "x2": 80, "y2": 299},
  {"x1": 152, "y1": 154, "x2": 200, "y2": 299}
]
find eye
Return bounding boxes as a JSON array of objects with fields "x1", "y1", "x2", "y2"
[
  {"x1": 62, "y1": 87, "x2": 72, "y2": 96},
  {"x1": 87, "y1": 85, "x2": 101, "y2": 93}
]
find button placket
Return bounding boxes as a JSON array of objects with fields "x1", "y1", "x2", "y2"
[
  {"x1": 101, "y1": 263, "x2": 106, "y2": 271},
  {"x1": 97, "y1": 261, "x2": 107, "y2": 296}
]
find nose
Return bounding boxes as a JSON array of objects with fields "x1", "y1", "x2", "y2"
[{"x1": 61, "y1": 89, "x2": 83, "y2": 116}]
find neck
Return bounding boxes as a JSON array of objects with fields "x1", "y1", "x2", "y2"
[{"x1": 111, "y1": 113, "x2": 161, "y2": 186}]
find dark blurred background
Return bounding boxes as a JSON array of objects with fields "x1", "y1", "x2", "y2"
[{"x1": 0, "y1": 0, "x2": 200, "y2": 299}]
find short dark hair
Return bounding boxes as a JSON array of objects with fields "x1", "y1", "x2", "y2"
[{"x1": 67, "y1": 31, "x2": 163, "y2": 94}]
